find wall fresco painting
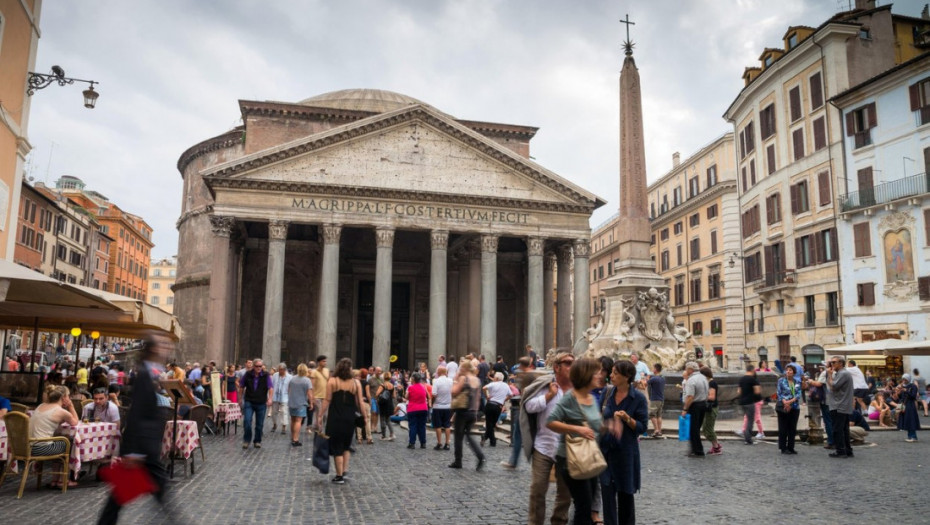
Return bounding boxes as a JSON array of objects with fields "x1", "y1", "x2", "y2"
[{"x1": 884, "y1": 229, "x2": 914, "y2": 282}]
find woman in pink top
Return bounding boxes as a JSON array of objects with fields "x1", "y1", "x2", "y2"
[{"x1": 405, "y1": 373, "x2": 430, "y2": 449}]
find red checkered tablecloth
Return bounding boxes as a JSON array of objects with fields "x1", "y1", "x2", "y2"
[
  {"x1": 161, "y1": 420, "x2": 199, "y2": 460},
  {"x1": 215, "y1": 402, "x2": 241, "y2": 422},
  {"x1": 58, "y1": 422, "x2": 121, "y2": 473},
  {"x1": 0, "y1": 420, "x2": 8, "y2": 463}
]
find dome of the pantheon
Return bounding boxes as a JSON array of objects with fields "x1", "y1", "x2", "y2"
[{"x1": 298, "y1": 89, "x2": 428, "y2": 113}]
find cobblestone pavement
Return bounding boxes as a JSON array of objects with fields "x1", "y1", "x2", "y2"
[{"x1": 0, "y1": 420, "x2": 926, "y2": 524}]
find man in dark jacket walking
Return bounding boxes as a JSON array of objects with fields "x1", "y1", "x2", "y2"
[{"x1": 239, "y1": 358, "x2": 274, "y2": 449}]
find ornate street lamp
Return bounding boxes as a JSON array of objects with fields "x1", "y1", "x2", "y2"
[{"x1": 27, "y1": 65, "x2": 100, "y2": 108}]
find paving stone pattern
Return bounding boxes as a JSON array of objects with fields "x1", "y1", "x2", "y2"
[{"x1": 0, "y1": 422, "x2": 926, "y2": 524}]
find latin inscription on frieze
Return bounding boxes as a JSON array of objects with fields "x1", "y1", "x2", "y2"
[{"x1": 291, "y1": 197, "x2": 531, "y2": 225}]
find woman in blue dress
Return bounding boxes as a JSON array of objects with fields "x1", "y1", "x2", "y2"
[{"x1": 599, "y1": 360, "x2": 648, "y2": 525}]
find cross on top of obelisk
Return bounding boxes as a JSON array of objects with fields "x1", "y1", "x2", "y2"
[{"x1": 620, "y1": 13, "x2": 635, "y2": 56}]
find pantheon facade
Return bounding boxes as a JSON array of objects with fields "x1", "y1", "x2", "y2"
[{"x1": 174, "y1": 89, "x2": 604, "y2": 370}]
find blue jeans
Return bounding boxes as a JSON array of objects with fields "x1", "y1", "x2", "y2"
[
  {"x1": 407, "y1": 410, "x2": 427, "y2": 445},
  {"x1": 507, "y1": 406, "x2": 522, "y2": 466},
  {"x1": 820, "y1": 403, "x2": 834, "y2": 445},
  {"x1": 243, "y1": 401, "x2": 267, "y2": 444}
]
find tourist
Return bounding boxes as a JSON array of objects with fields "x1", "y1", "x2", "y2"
[
  {"x1": 406, "y1": 372, "x2": 429, "y2": 449},
  {"x1": 32, "y1": 385, "x2": 79, "y2": 489},
  {"x1": 699, "y1": 366, "x2": 721, "y2": 455},
  {"x1": 310, "y1": 357, "x2": 328, "y2": 433},
  {"x1": 0, "y1": 394, "x2": 9, "y2": 417},
  {"x1": 76, "y1": 361, "x2": 88, "y2": 389},
  {"x1": 757, "y1": 360, "x2": 771, "y2": 372},
  {"x1": 416, "y1": 362, "x2": 432, "y2": 385},
  {"x1": 288, "y1": 363, "x2": 312, "y2": 446},
  {"x1": 802, "y1": 368, "x2": 824, "y2": 434},
  {"x1": 445, "y1": 354, "x2": 459, "y2": 378},
  {"x1": 912, "y1": 369, "x2": 928, "y2": 417},
  {"x1": 600, "y1": 360, "x2": 647, "y2": 525},
  {"x1": 239, "y1": 358, "x2": 274, "y2": 449},
  {"x1": 225, "y1": 365, "x2": 238, "y2": 403},
  {"x1": 647, "y1": 363, "x2": 666, "y2": 438},
  {"x1": 368, "y1": 366, "x2": 384, "y2": 435},
  {"x1": 322, "y1": 358, "x2": 365, "y2": 485},
  {"x1": 812, "y1": 362, "x2": 834, "y2": 449},
  {"x1": 357, "y1": 368, "x2": 373, "y2": 444},
  {"x1": 375, "y1": 372, "x2": 396, "y2": 440},
  {"x1": 477, "y1": 355, "x2": 491, "y2": 387},
  {"x1": 826, "y1": 357, "x2": 854, "y2": 458},
  {"x1": 493, "y1": 355, "x2": 509, "y2": 382},
  {"x1": 391, "y1": 400, "x2": 408, "y2": 423},
  {"x1": 431, "y1": 366, "x2": 453, "y2": 450},
  {"x1": 523, "y1": 351, "x2": 574, "y2": 525},
  {"x1": 435, "y1": 355, "x2": 447, "y2": 375},
  {"x1": 775, "y1": 365, "x2": 801, "y2": 454},
  {"x1": 630, "y1": 352, "x2": 649, "y2": 395},
  {"x1": 501, "y1": 356, "x2": 533, "y2": 469},
  {"x1": 482, "y1": 372, "x2": 511, "y2": 447},
  {"x1": 681, "y1": 361, "x2": 708, "y2": 457},
  {"x1": 545, "y1": 358, "x2": 603, "y2": 525},
  {"x1": 899, "y1": 374, "x2": 921, "y2": 442},
  {"x1": 270, "y1": 363, "x2": 292, "y2": 435},
  {"x1": 847, "y1": 360, "x2": 870, "y2": 413},
  {"x1": 736, "y1": 364, "x2": 761, "y2": 445},
  {"x1": 82, "y1": 387, "x2": 120, "y2": 423},
  {"x1": 868, "y1": 392, "x2": 894, "y2": 427},
  {"x1": 448, "y1": 360, "x2": 484, "y2": 470}
]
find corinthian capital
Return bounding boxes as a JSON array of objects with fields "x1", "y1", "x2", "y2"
[
  {"x1": 527, "y1": 237, "x2": 545, "y2": 257},
  {"x1": 375, "y1": 227, "x2": 395, "y2": 248},
  {"x1": 557, "y1": 243, "x2": 573, "y2": 263},
  {"x1": 544, "y1": 252, "x2": 557, "y2": 271},
  {"x1": 321, "y1": 224, "x2": 342, "y2": 245},
  {"x1": 209, "y1": 215, "x2": 235, "y2": 238},
  {"x1": 573, "y1": 239, "x2": 590, "y2": 258},
  {"x1": 268, "y1": 220, "x2": 289, "y2": 241},
  {"x1": 481, "y1": 234, "x2": 499, "y2": 253},
  {"x1": 430, "y1": 230, "x2": 449, "y2": 251}
]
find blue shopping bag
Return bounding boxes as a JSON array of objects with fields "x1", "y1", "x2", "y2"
[{"x1": 678, "y1": 414, "x2": 691, "y2": 441}]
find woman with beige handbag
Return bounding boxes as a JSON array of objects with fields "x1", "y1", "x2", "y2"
[{"x1": 546, "y1": 358, "x2": 605, "y2": 525}]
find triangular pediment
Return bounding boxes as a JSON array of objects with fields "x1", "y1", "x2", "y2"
[{"x1": 202, "y1": 105, "x2": 604, "y2": 211}]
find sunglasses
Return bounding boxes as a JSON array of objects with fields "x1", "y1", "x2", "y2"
[{"x1": 558, "y1": 359, "x2": 575, "y2": 366}]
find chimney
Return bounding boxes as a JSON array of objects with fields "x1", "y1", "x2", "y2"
[
  {"x1": 854, "y1": 0, "x2": 875, "y2": 10},
  {"x1": 672, "y1": 152, "x2": 681, "y2": 168}
]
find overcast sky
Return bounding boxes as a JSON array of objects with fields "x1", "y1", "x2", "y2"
[{"x1": 25, "y1": 0, "x2": 926, "y2": 257}]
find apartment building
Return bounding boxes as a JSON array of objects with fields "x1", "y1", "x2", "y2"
[{"x1": 147, "y1": 256, "x2": 177, "y2": 313}]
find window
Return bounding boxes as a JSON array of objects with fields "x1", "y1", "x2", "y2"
[
  {"x1": 607, "y1": 262, "x2": 612, "y2": 275},
  {"x1": 826, "y1": 292, "x2": 838, "y2": 325},
  {"x1": 689, "y1": 213, "x2": 700, "y2": 227},
  {"x1": 764, "y1": 55, "x2": 773, "y2": 68},
  {"x1": 792, "y1": 128, "x2": 805, "y2": 160},
  {"x1": 154, "y1": 269, "x2": 162, "y2": 276},
  {"x1": 692, "y1": 321, "x2": 703, "y2": 335},
  {"x1": 853, "y1": 222, "x2": 872, "y2": 257},
  {"x1": 790, "y1": 180, "x2": 809, "y2": 215},
  {"x1": 674, "y1": 222, "x2": 683, "y2": 235},
  {"x1": 708, "y1": 272, "x2": 720, "y2": 299},
  {"x1": 690, "y1": 238, "x2": 700, "y2": 261},
  {"x1": 710, "y1": 318, "x2": 722, "y2": 334},
  {"x1": 797, "y1": 235, "x2": 813, "y2": 268},
  {"x1": 742, "y1": 205, "x2": 761, "y2": 237},
  {"x1": 817, "y1": 171, "x2": 831, "y2": 206},
  {"x1": 660, "y1": 228, "x2": 669, "y2": 241},
  {"x1": 153, "y1": 282, "x2": 161, "y2": 290},
  {"x1": 788, "y1": 33, "x2": 798, "y2": 49},
  {"x1": 857, "y1": 282, "x2": 875, "y2": 306},
  {"x1": 859, "y1": 27, "x2": 871, "y2": 40},
  {"x1": 777, "y1": 299, "x2": 785, "y2": 314},
  {"x1": 749, "y1": 159, "x2": 756, "y2": 186},
  {"x1": 598, "y1": 266, "x2": 604, "y2": 280},
  {"x1": 796, "y1": 228, "x2": 838, "y2": 268},
  {"x1": 710, "y1": 230, "x2": 718, "y2": 254},
  {"x1": 926, "y1": 209, "x2": 930, "y2": 245},
  {"x1": 919, "y1": 276, "x2": 930, "y2": 300},
  {"x1": 676, "y1": 244, "x2": 683, "y2": 266},
  {"x1": 766, "y1": 144, "x2": 776, "y2": 175},
  {"x1": 689, "y1": 176, "x2": 700, "y2": 197},
  {"x1": 741, "y1": 166, "x2": 748, "y2": 192},
  {"x1": 789, "y1": 86, "x2": 802, "y2": 122},
  {"x1": 650, "y1": 234, "x2": 655, "y2": 245},
  {"x1": 748, "y1": 307, "x2": 755, "y2": 333},
  {"x1": 660, "y1": 250, "x2": 669, "y2": 271},
  {"x1": 706, "y1": 165, "x2": 718, "y2": 187},
  {"x1": 593, "y1": 269, "x2": 597, "y2": 282},
  {"x1": 740, "y1": 121, "x2": 755, "y2": 158},
  {"x1": 909, "y1": 77, "x2": 930, "y2": 125},
  {"x1": 758, "y1": 305, "x2": 764, "y2": 332},
  {"x1": 650, "y1": 202, "x2": 656, "y2": 218},
  {"x1": 673, "y1": 187, "x2": 682, "y2": 206},
  {"x1": 151, "y1": 296, "x2": 160, "y2": 305},
  {"x1": 760, "y1": 104, "x2": 776, "y2": 140},
  {"x1": 812, "y1": 116, "x2": 826, "y2": 151},
  {"x1": 706, "y1": 204, "x2": 718, "y2": 220},
  {"x1": 674, "y1": 277, "x2": 685, "y2": 306},
  {"x1": 661, "y1": 195, "x2": 668, "y2": 213},
  {"x1": 766, "y1": 193, "x2": 781, "y2": 225},
  {"x1": 744, "y1": 251, "x2": 763, "y2": 282},
  {"x1": 690, "y1": 275, "x2": 702, "y2": 302},
  {"x1": 805, "y1": 295, "x2": 816, "y2": 327},
  {"x1": 810, "y1": 72, "x2": 823, "y2": 110},
  {"x1": 846, "y1": 103, "x2": 876, "y2": 148}
]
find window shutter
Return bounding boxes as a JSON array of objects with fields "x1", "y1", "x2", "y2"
[
  {"x1": 846, "y1": 112, "x2": 856, "y2": 136},
  {"x1": 919, "y1": 276, "x2": 930, "y2": 301},
  {"x1": 867, "y1": 102, "x2": 877, "y2": 129},
  {"x1": 818, "y1": 171, "x2": 831, "y2": 206},
  {"x1": 813, "y1": 231, "x2": 824, "y2": 265},
  {"x1": 750, "y1": 159, "x2": 756, "y2": 185},
  {"x1": 910, "y1": 83, "x2": 921, "y2": 111},
  {"x1": 830, "y1": 228, "x2": 838, "y2": 259},
  {"x1": 865, "y1": 283, "x2": 875, "y2": 306},
  {"x1": 924, "y1": 146, "x2": 930, "y2": 177},
  {"x1": 793, "y1": 128, "x2": 805, "y2": 160},
  {"x1": 854, "y1": 223, "x2": 872, "y2": 257},
  {"x1": 767, "y1": 144, "x2": 776, "y2": 174},
  {"x1": 794, "y1": 238, "x2": 802, "y2": 268},
  {"x1": 742, "y1": 167, "x2": 748, "y2": 191},
  {"x1": 810, "y1": 73, "x2": 823, "y2": 110},
  {"x1": 813, "y1": 117, "x2": 826, "y2": 151},
  {"x1": 766, "y1": 196, "x2": 774, "y2": 224},
  {"x1": 711, "y1": 231, "x2": 718, "y2": 254},
  {"x1": 790, "y1": 86, "x2": 801, "y2": 121},
  {"x1": 925, "y1": 208, "x2": 930, "y2": 246},
  {"x1": 790, "y1": 184, "x2": 799, "y2": 214}
]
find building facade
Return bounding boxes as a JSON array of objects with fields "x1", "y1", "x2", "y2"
[
  {"x1": 0, "y1": 0, "x2": 41, "y2": 260},
  {"x1": 174, "y1": 89, "x2": 603, "y2": 369},
  {"x1": 13, "y1": 181, "x2": 55, "y2": 272},
  {"x1": 833, "y1": 52, "x2": 930, "y2": 376},
  {"x1": 590, "y1": 133, "x2": 745, "y2": 369},
  {"x1": 723, "y1": 2, "x2": 927, "y2": 369},
  {"x1": 148, "y1": 256, "x2": 177, "y2": 313}
]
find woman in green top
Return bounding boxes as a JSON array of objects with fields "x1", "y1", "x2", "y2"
[{"x1": 546, "y1": 357, "x2": 604, "y2": 525}]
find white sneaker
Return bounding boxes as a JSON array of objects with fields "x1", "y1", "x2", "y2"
[
  {"x1": 733, "y1": 430, "x2": 743, "y2": 438},
  {"x1": 756, "y1": 432, "x2": 765, "y2": 439}
]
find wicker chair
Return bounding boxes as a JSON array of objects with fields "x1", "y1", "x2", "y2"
[
  {"x1": 8, "y1": 403, "x2": 28, "y2": 413},
  {"x1": 79, "y1": 399, "x2": 95, "y2": 416},
  {"x1": 0, "y1": 412, "x2": 72, "y2": 498},
  {"x1": 187, "y1": 405, "x2": 211, "y2": 462}
]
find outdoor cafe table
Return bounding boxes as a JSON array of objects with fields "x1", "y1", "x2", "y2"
[
  {"x1": 214, "y1": 402, "x2": 241, "y2": 434},
  {"x1": 58, "y1": 421, "x2": 121, "y2": 474},
  {"x1": 0, "y1": 419, "x2": 8, "y2": 464},
  {"x1": 162, "y1": 420, "x2": 200, "y2": 478}
]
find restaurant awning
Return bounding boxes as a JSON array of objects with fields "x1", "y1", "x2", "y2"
[{"x1": 827, "y1": 339, "x2": 930, "y2": 357}]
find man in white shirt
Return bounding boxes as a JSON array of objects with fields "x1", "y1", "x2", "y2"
[
  {"x1": 271, "y1": 363, "x2": 292, "y2": 434},
  {"x1": 847, "y1": 360, "x2": 869, "y2": 412},
  {"x1": 445, "y1": 355, "x2": 459, "y2": 378},
  {"x1": 83, "y1": 387, "x2": 120, "y2": 423},
  {"x1": 631, "y1": 352, "x2": 650, "y2": 394},
  {"x1": 481, "y1": 372, "x2": 512, "y2": 447},
  {"x1": 524, "y1": 351, "x2": 574, "y2": 525},
  {"x1": 681, "y1": 361, "x2": 709, "y2": 457},
  {"x1": 431, "y1": 367, "x2": 453, "y2": 450}
]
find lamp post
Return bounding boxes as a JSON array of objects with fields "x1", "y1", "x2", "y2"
[
  {"x1": 89, "y1": 331, "x2": 100, "y2": 366},
  {"x1": 26, "y1": 65, "x2": 100, "y2": 108}
]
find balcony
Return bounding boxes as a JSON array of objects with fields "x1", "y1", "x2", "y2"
[
  {"x1": 753, "y1": 269, "x2": 797, "y2": 294},
  {"x1": 840, "y1": 172, "x2": 930, "y2": 212}
]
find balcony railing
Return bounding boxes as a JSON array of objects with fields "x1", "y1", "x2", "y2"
[
  {"x1": 753, "y1": 269, "x2": 797, "y2": 293},
  {"x1": 840, "y1": 172, "x2": 930, "y2": 212}
]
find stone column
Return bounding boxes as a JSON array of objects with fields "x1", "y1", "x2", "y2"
[
  {"x1": 262, "y1": 220, "x2": 288, "y2": 367},
  {"x1": 316, "y1": 224, "x2": 341, "y2": 358},
  {"x1": 206, "y1": 216, "x2": 235, "y2": 366},
  {"x1": 428, "y1": 230, "x2": 448, "y2": 368},
  {"x1": 526, "y1": 237, "x2": 545, "y2": 356},
  {"x1": 573, "y1": 239, "x2": 591, "y2": 346},
  {"x1": 556, "y1": 244, "x2": 573, "y2": 347},
  {"x1": 480, "y1": 234, "x2": 498, "y2": 361},
  {"x1": 372, "y1": 227, "x2": 394, "y2": 371},
  {"x1": 468, "y1": 245, "x2": 481, "y2": 354},
  {"x1": 543, "y1": 252, "x2": 556, "y2": 353},
  {"x1": 457, "y1": 260, "x2": 470, "y2": 357}
]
